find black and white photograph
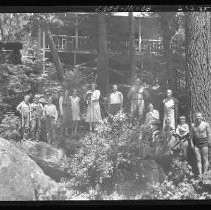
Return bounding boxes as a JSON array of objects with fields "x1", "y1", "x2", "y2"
[{"x1": 0, "y1": 5, "x2": 211, "y2": 202}]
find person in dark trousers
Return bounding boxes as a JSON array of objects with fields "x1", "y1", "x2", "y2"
[
  {"x1": 59, "y1": 89, "x2": 72, "y2": 137},
  {"x1": 30, "y1": 95, "x2": 44, "y2": 141},
  {"x1": 43, "y1": 96, "x2": 58, "y2": 144}
]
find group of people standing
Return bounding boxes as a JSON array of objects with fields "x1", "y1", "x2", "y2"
[
  {"x1": 16, "y1": 78, "x2": 211, "y2": 177},
  {"x1": 16, "y1": 94, "x2": 58, "y2": 143},
  {"x1": 16, "y1": 89, "x2": 81, "y2": 143},
  {"x1": 123, "y1": 77, "x2": 211, "y2": 177}
]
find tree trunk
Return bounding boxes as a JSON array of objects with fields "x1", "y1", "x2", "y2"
[
  {"x1": 0, "y1": 21, "x2": 4, "y2": 41},
  {"x1": 129, "y1": 12, "x2": 136, "y2": 79},
  {"x1": 159, "y1": 12, "x2": 176, "y2": 92},
  {"x1": 97, "y1": 13, "x2": 109, "y2": 96},
  {"x1": 44, "y1": 27, "x2": 65, "y2": 84},
  {"x1": 186, "y1": 12, "x2": 211, "y2": 123}
]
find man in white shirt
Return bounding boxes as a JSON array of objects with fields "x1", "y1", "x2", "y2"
[
  {"x1": 30, "y1": 95, "x2": 44, "y2": 141},
  {"x1": 16, "y1": 95, "x2": 31, "y2": 140},
  {"x1": 108, "y1": 84, "x2": 123, "y2": 116},
  {"x1": 144, "y1": 103, "x2": 160, "y2": 141},
  {"x1": 127, "y1": 78, "x2": 148, "y2": 123},
  {"x1": 43, "y1": 96, "x2": 58, "y2": 144},
  {"x1": 145, "y1": 103, "x2": 160, "y2": 126}
]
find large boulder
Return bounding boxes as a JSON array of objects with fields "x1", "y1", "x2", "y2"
[
  {"x1": 18, "y1": 140, "x2": 70, "y2": 181},
  {"x1": 0, "y1": 138, "x2": 57, "y2": 201}
]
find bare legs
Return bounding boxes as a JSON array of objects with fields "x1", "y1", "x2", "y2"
[
  {"x1": 194, "y1": 146, "x2": 209, "y2": 176},
  {"x1": 89, "y1": 122, "x2": 95, "y2": 132},
  {"x1": 72, "y1": 121, "x2": 79, "y2": 134}
]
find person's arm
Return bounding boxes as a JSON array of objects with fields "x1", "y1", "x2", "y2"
[
  {"x1": 175, "y1": 125, "x2": 180, "y2": 136},
  {"x1": 40, "y1": 103, "x2": 44, "y2": 117},
  {"x1": 16, "y1": 102, "x2": 22, "y2": 113},
  {"x1": 120, "y1": 92, "x2": 123, "y2": 109},
  {"x1": 29, "y1": 104, "x2": 32, "y2": 121},
  {"x1": 43, "y1": 105, "x2": 46, "y2": 118},
  {"x1": 54, "y1": 105, "x2": 58, "y2": 122},
  {"x1": 206, "y1": 123, "x2": 211, "y2": 147},
  {"x1": 108, "y1": 94, "x2": 111, "y2": 113},
  {"x1": 189, "y1": 124, "x2": 195, "y2": 149},
  {"x1": 59, "y1": 96, "x2": 63, "y2": 115}
]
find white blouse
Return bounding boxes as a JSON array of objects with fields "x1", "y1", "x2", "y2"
[
  {"x1": 110, "y1": 91, "x2": 123, "y2": 104},
  {"x1": 44, "y1": 104, "x2": 58, "y2": 121}
]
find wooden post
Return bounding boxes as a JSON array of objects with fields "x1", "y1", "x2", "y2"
[
  {"x1": 38, "y1": 27, "x2": 42, "y2": 48},
  {"x1": 74, "y1": 13, "x2": 79, "y2": 67},
  {"x1": 74, "y1": 53, "x2": 77, "y2": 66},
  {"x1": 42, "y1": 30, "x2": 46, "y2": 70},
  {"x1": 138, "y1": 18, "x2": 142, "y2": 52},
  {"x1": 98, "y1": 13, "x2": 109, "y2": 96},
  {"x1": 45, "y1": 27, "x2": 65, "y2": 83},
  {"x1": 129, "y1": 12, "x2": 136, "y2": 79}
]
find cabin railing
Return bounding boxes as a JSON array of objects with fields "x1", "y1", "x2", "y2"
[
  {"x1": 44, "y1": 34, "x2": 95, "y2": 51},
  {"x1": 44, "y1": 34, "x2": 163, "y2": 53}
]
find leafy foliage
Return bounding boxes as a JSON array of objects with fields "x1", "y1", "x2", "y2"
[
  {"x1": 0, "y1": 13, "x2": 32, "y2": 41},
  {"x1": 0, "y1": 112, "x2": 21, "y2": 140}
]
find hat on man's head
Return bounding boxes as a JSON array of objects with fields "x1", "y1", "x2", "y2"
[
  {"x1": 179, "y1": 116, "x2": 186, "y2": 119},
  {"x1": 39, "y1": 97, "x2": 47, "y2": 103},
  {"x1": 34, "y1": 95, "x2": 40, "y2": 99}
]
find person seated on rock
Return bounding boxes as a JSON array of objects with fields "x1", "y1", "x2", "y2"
[
  {"x1": 43, "y1": 96, "x2": 58, "y2": 144},
  {"x1": 30, "y1": 95, "x2": 44, "y2": 141},
  {"x1": 175, "y1": 116, "x2": 190, "y2": 158},
  {"x1": 16, "y1": 95, "x2": 31, "y2": 140},
  {"x1": 143, "y1": 103, "x2": 160, "y2": 142}
]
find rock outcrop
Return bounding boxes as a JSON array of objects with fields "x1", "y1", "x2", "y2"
[
  {"x1": 18, "y1": 140, "x2": 70, "y2": 181},
  {"x1": 0, "y1": 138, "x2": 57, "y2": 201}
]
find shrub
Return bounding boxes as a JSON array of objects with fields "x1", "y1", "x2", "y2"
[{"x1": 0, "y1": 112, "x2": 21, "y2": 140}]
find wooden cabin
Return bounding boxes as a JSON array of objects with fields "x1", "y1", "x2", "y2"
[
  {"x1": 38, "y1": 12, "x2": 163, "y2": 84},
  {"x1": 0, "y1": 42, "x2": 22, "y2": 64}
]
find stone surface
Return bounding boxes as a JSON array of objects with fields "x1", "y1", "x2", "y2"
[
  {"x1": 0, "y1": 138, "x2": 56, "y2": 201},
  {"x1": 18, "y1": 140, "x2": 70, "y2": 181}
]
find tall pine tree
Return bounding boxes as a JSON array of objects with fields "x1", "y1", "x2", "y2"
[{"x1": 186, "y1": 12, "x2": 211, "y2": 123}]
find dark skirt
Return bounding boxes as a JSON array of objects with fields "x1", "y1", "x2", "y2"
[
  {"x1": 110, "y1": 103, "x2": 121, "y2": 116},
  {"x1": 62, "y1": 105, "x2": 72, "y2": 126}
]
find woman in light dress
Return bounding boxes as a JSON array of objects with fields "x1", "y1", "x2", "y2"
[
  {"x1": 163, "y1": 89, "x2": 178, "y2": 131},
  {"x1": 70, "y1": 89, "x2": 80, "y2": 134},
  {"x1": 85, "y1": 83, "x2": 102, "y2": 132}
]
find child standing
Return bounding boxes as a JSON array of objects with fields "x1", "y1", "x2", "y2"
[
  {"x1": 70, "y1": 89, "x2": 80, "y2": 134},
  {"x1": 163, "y1": 118, "x2": 177, "y2": 154},
  {"x1": 176, "y1": 116, "x2": 190, "y2": 157}
]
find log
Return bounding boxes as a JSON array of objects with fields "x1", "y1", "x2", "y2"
[{"x1": 44, "y1": 27, "x2": 65, "y2": 84}]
